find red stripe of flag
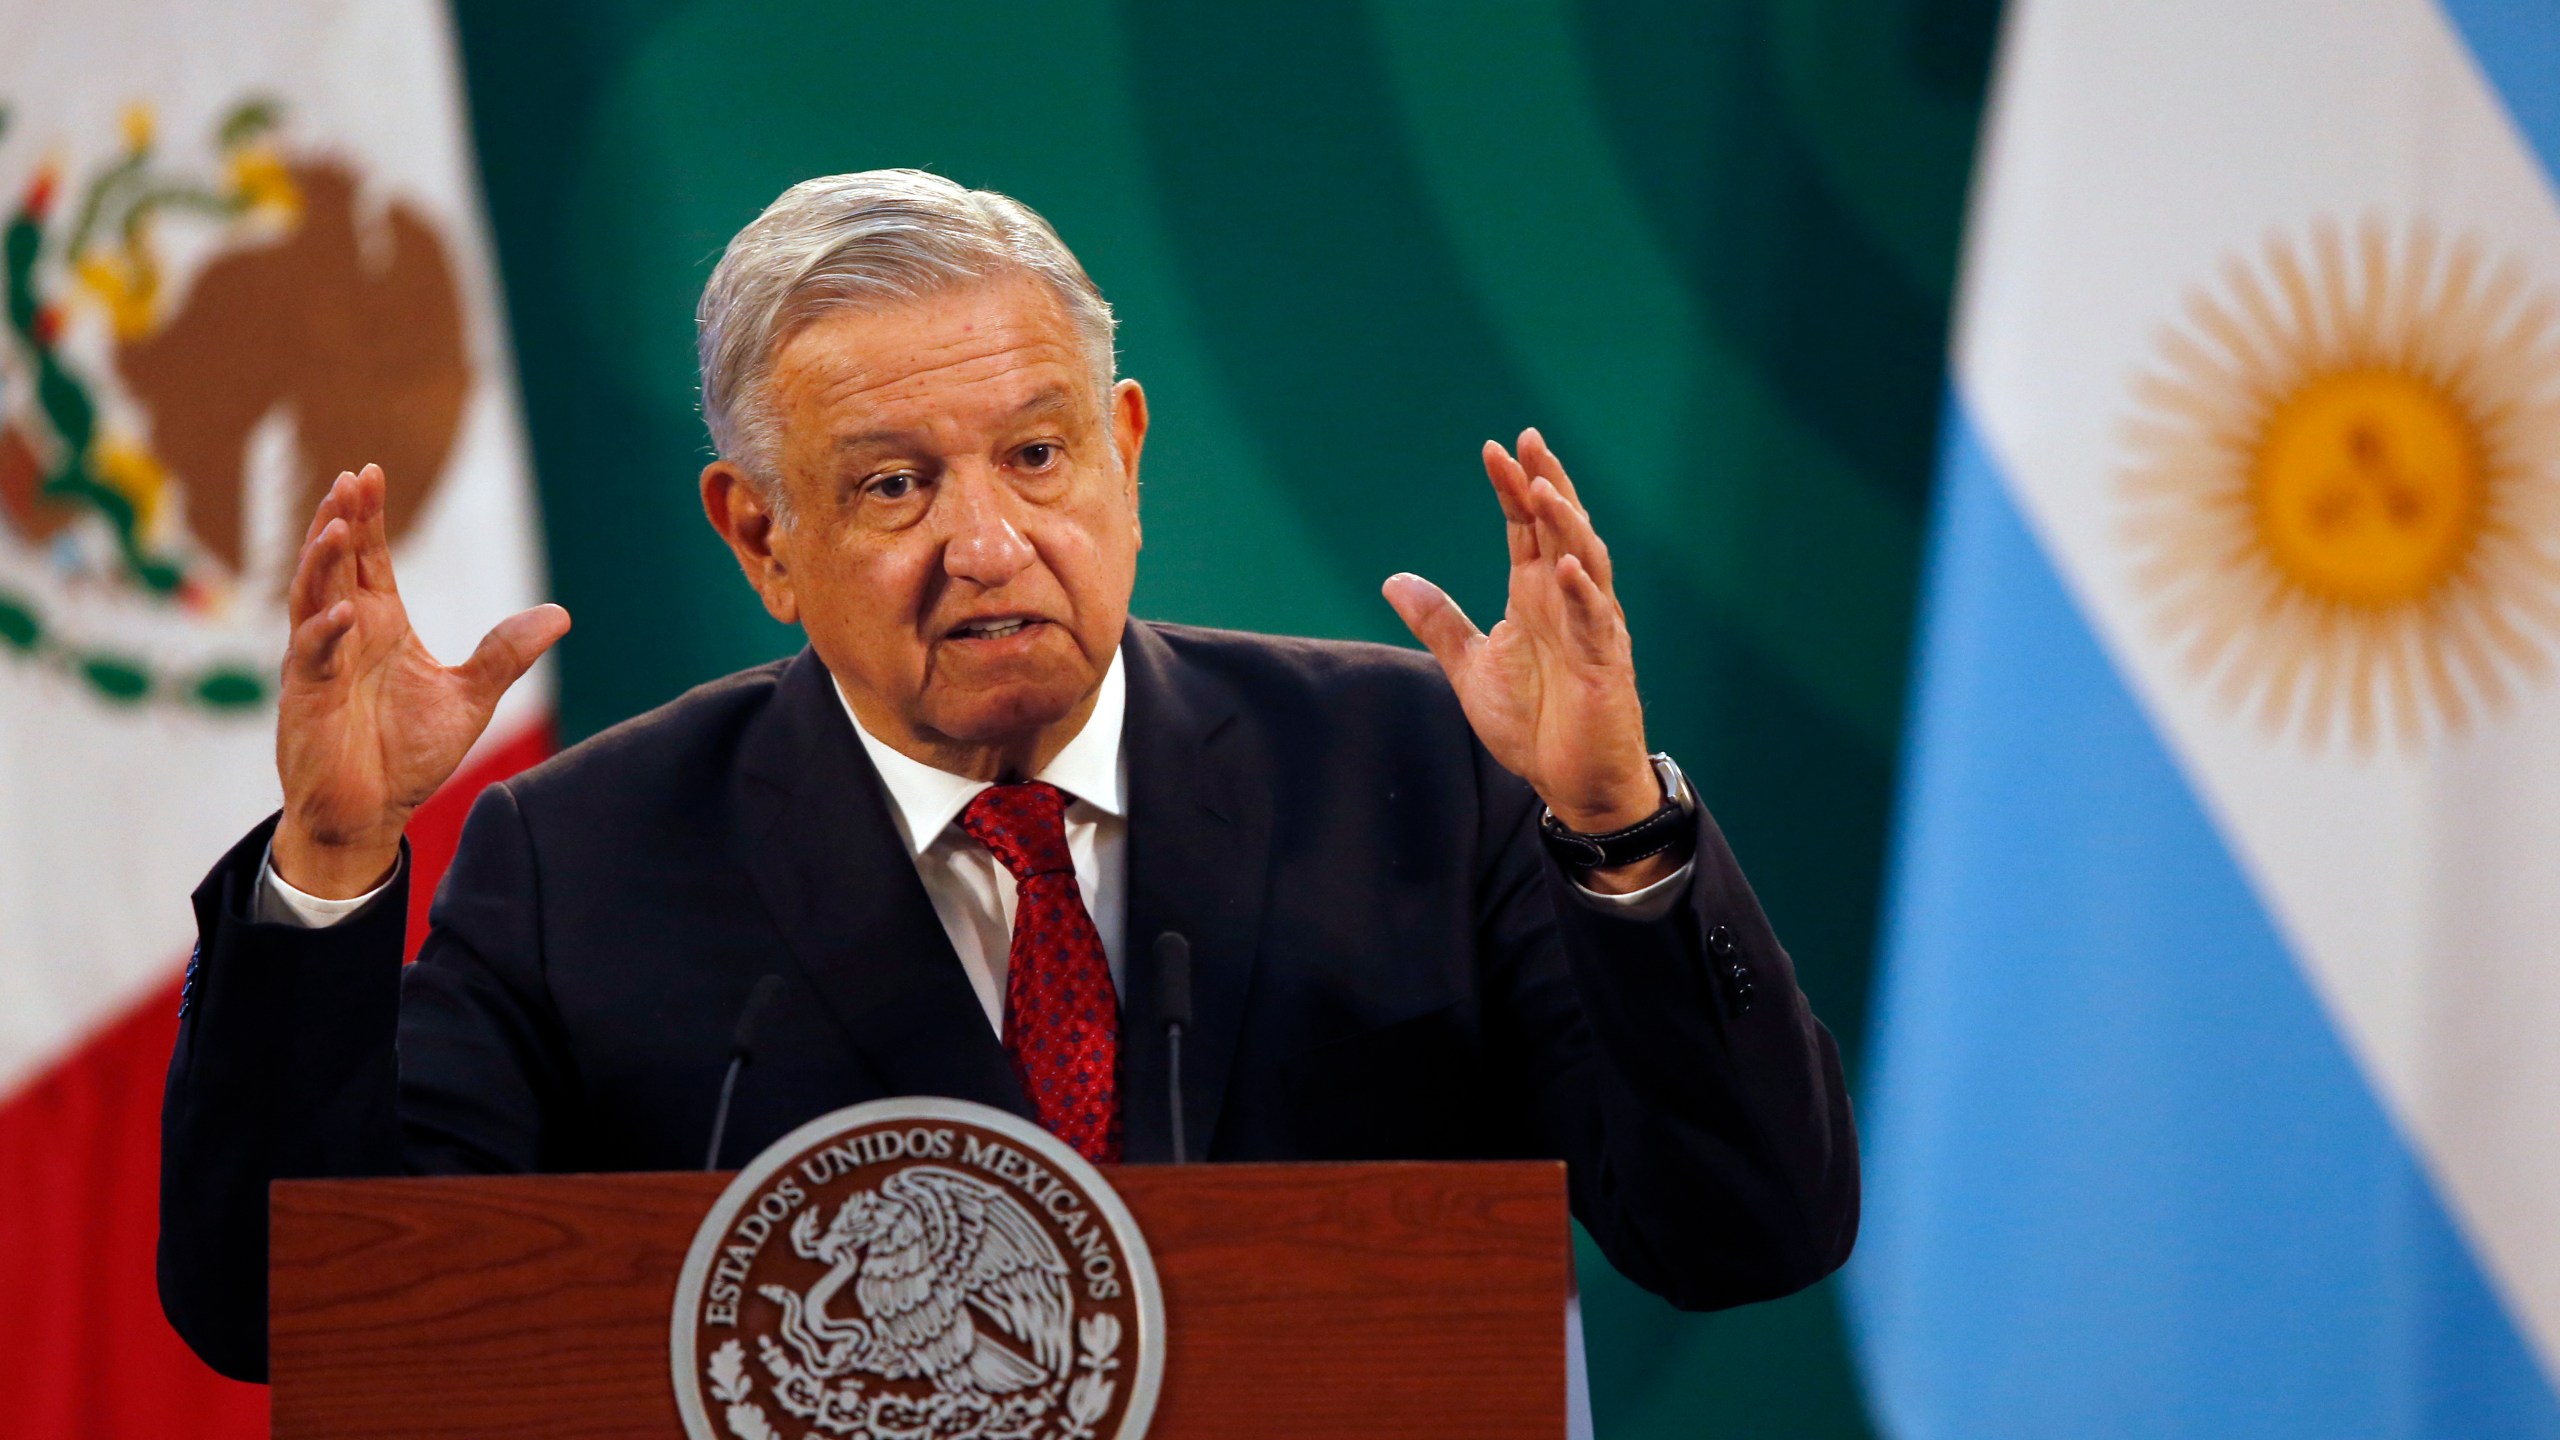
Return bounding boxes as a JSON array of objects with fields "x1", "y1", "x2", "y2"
[{"x1": 0, "y1": 718, "x2": 552, "y2": 1432}]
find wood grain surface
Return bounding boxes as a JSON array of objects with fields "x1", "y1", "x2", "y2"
[{"x1": 269, "y1": 1161, "x2": 1567, "y2": 1438}]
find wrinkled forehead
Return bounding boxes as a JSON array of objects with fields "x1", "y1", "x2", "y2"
[{"x1": 770, "y1": 278, "x2": 1102, "y2": 450}]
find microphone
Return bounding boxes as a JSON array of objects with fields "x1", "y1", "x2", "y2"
[
  {"x1": 1152, "y1": 933, "x2": 1194, "y2": 1164},
  {"x1": 704, "y1": 974, "x2": 787, "y2": 1171}
]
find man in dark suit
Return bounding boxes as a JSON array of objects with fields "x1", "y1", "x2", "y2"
[{"x1": 159, "y1": 170, "x2": 1857, "y2": 1384}]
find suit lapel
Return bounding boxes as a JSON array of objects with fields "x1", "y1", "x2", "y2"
[
  {"x1": 1116, "y1": 622, "x2": 1272, "y2": 1163},
  {"x1": 730, "y1": 649, "x2": 1032, "y2": 1122}
]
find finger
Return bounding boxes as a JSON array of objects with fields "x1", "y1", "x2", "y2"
[
  {"x1": 1381, "y1": 572, "x2": 1484, "y2": 680},
  {"x1": 286, "y1": 516, "x2": 353, "y2": 628},
  {"x1": 351, "y1": 463, "x2": 397, "y2": 595},
  {"x1": 1518, "y1": 427, "x2": 1583, "y2": 509},
  {"x1": 287, "y1": 600, "x2": 358, "y2": 683},
  {"x1": 454, "y1": 603, "x2": 572, "y2": 708},
  {"x1": 1529, "y1": 475, "x2": 1614, "y2": 591},
  {"x1": 300, "y1": 470, "x2": 355, "y2": 551},
  {"x1": 1482, "y1": 441, "x2": 1538, "y2": 567},
  {"x1": 1554, "y1": 553, "x2": 1627, "y2": 664},
  {"x1": 1481, "y1": 441, "x2": 1535, "y2": 524}
]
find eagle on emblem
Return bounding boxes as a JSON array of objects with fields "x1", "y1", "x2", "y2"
[{"x1": 760, "y1": 1165, "x2": 1075, "y2": 1397}]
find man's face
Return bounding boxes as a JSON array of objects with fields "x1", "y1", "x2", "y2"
[{"x1": 712, "y1": 276, "x2": 1145, "y2": 764}]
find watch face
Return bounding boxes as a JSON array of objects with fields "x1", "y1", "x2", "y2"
[{"x1": 1651, "y1": 753, "x2": 1696, "y2": 814}]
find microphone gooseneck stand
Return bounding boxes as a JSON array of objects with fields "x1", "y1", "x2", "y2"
[
  {"x1": 1152, "y1": 932, "x2": 1194, "y2": 1164},
  {"x1": 704, "y1": 973, "x2": 787, "y2": 1171}
]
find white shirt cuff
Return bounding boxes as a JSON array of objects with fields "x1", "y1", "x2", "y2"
[
  {"x1": 1568, "y1": 857, "x2": 1692, "y2": 923},
  {"x1": 256, "y1": 842, "x2": 400, "y2": 928}
]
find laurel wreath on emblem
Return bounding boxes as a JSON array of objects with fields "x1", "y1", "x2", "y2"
[
  {"x1": 0, "y1": 95, "x2": 471, "y2": 713},
  {"x1": 0, "y1": 99, "x2": 284, "y2": 709},
  {"x1": 705, "y1": 1311, "x2": 1122, "y2": 1440}
]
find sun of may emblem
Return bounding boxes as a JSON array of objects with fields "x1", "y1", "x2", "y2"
[{"x1": 2120, "y1": 219, "x2": 2560, "y2": 750}]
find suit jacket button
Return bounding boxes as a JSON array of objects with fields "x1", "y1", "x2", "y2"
[
  {"x1": 1731, "y1": 981, "x2": 1757, "y2": 1014},
  {"x1": 1707, "y1": 924, "x2": 1738, "y2": 959}
]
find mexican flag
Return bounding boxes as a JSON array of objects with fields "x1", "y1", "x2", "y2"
[{"x1": 0, "y1": 0, "x2": 550, "y2": 1429}]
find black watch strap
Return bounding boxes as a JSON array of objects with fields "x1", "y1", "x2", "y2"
[{"x1": 1538, "y1": 754, "x2": 1698, "y2": 870}]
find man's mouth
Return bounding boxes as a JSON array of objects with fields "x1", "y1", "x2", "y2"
[{"x1": 948, "y1": 616, "x2": 1043, "y2": 641}]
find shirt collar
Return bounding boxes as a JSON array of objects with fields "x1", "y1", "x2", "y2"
[{"x1": 838, "y1": 649, "x2": 1128, "y2": 858}]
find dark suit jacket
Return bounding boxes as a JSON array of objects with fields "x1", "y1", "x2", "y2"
[{"x1": 159, "y1": 621, "x2": 1857, "y2": 1382}]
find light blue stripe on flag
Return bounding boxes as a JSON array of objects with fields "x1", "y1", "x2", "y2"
[
  {"x1": 1849, "y1": 402, "x2": 2560, "y2": 1438},
  {"x1": 2438, "y1": 0, "x2": 2560, "y2": 180}
]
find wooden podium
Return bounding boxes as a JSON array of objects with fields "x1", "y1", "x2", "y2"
[{"x1": 269, "y1": 1161, "x2": 1568, "y2": 1438}]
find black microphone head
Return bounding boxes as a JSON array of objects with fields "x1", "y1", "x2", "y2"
[
  {"x1": 1152, "y1": 932, "x2": 1193, "y2": 1027},
  {"x1": 731, "y1": 974, "x2": 788, "y2": 1059}
]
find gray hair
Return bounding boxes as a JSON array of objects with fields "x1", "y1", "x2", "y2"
[{"x1": 695, "y1": 169, "x2": 1118, "y2": 515}]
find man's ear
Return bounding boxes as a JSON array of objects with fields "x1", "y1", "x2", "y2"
[
  {"x1": 700, "y1": 460, "x2": 800, "y2": 625},
  {"x1": 1111, "y1": 377, "x2": 1149, "y2": 542}
]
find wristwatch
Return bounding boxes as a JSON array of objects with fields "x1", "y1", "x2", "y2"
[{"x1": 1538, "y1": 753, "x2": 1699, "y2": 870}]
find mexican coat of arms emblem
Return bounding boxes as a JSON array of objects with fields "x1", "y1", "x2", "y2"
[{"x1": 672, "y1": 1098, "x2": 1164, "y2": 1440}]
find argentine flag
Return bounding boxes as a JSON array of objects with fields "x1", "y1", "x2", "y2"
[{"x1": 1856, "y1": 2, "x2": 2560, "y2": 1435}]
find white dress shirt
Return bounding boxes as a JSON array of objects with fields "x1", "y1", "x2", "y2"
[
  {"x1": 841, "y1": 653, "x2": 1128, "y2": 1034},
  {"x1": 259, "y1": 862, "x2": 385, "y2": 927},
  {"x1": 259, "y1": 652, "x2": 1694, "y2": 1029}
]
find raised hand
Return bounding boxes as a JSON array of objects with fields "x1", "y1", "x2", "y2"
[
  {"x1": 271, "y1": 464, "x2": 570, "y2": 898},
  {"x1": 1383, "y1": 429, "x2": 1673, "y2": 891}
]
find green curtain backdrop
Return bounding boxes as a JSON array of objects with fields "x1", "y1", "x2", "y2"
[{"x1": 448, "y1": 2, "x2": 1999, "y2": 1433}]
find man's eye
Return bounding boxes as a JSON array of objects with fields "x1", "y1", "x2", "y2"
[
  {"x1": 869, "y1": 473, "x2": 918, "y2": 501},
  {"x1": 1019, "y1": 443, "x2": 1059, "y2": 470}
]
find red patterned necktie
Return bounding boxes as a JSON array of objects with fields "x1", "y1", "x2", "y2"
[{"x1": 958, "y1": 781, "x2": 1123, "y2": 1162}]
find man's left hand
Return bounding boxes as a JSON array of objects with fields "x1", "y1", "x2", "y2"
[{"x1": 1384, "y1": 428, "x2": 1680, "y2": 894}]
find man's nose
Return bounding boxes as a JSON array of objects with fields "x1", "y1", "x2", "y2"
[{"x1": 940, "y1": 468, "x2": 1037, "y2": 588}]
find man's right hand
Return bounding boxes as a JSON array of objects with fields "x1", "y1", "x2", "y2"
[{"x1": 271, "y1": 464, "x2": 570, "y2": 899}]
